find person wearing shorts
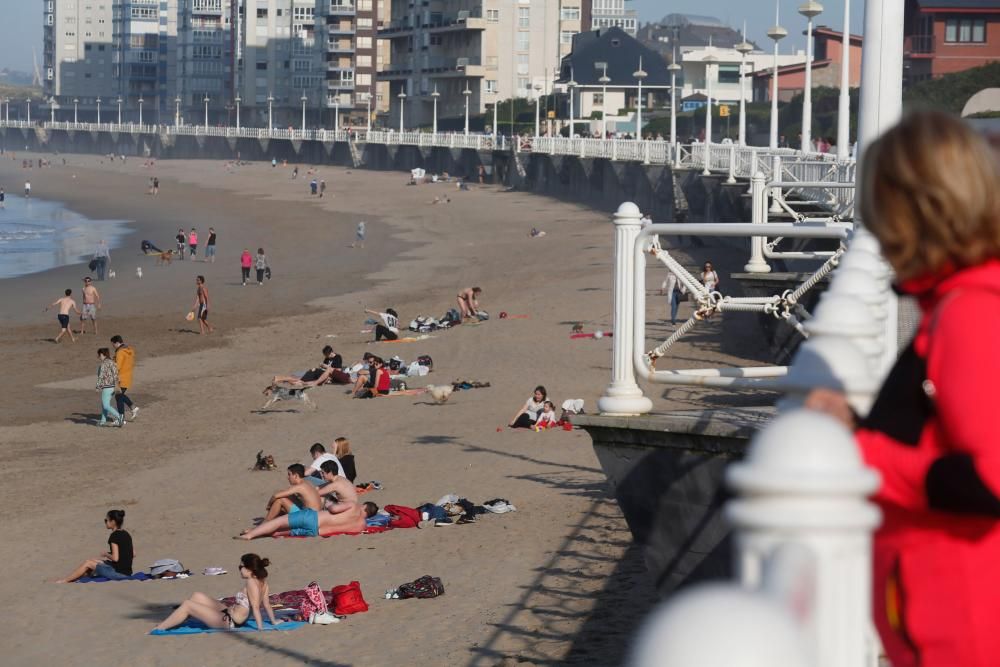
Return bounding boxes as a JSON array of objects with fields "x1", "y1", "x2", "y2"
[
  {"x1": 46, "y1": 289, "x2": 79, "y2": 343},
  {"x1": 193, "y1": 275, "x2": 214, "y2": 335},
  {"x1": 287, "y1": 509, "x2": 319, "y2": 537},
  {"x1": 205, "y1": 227, "x2": 217, "y2": 263},
  {"x1": 80, "y1": 277, "x2": 101, "y2": 334}
]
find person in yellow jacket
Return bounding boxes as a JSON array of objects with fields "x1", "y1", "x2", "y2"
[{"x1": 111, "y1": 335, "x2": 139, "y2": 421}]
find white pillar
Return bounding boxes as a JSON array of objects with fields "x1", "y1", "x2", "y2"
[
  {"x1": 800, "y1": 3, "x2": 825, "y2": 152},
  {"x1": 597, "y1": 202, "x2": 653, "y2": 416},
  {"x1": 464, "y1": 86, "x2": 471, "y2": 136},
  {"x1": 768, "y1": 7, "x2": 787, "y2": 149},
  {"x1": 727, "y1": 410, "x2": 881, "y2": 667},
  {"x1": 703, "y1": 56, "x2": 716, "y2": 176},
  {"x1": 727, "y1": 142, "x2": 737, "y2": 184},
  {"x1": 745, "y1": 171, "x2": 772, "y2": 273},
  {"x1": 836, "y1": 0, "x2": 852, "y2": 161},
  {"x1": 770, "y1": 155, "x2": 784, "y2": 214}
]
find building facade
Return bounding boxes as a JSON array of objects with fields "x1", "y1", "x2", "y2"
[
  {"x1": 749, "y1": 28, "x2": 862, "y2": 102},
  {"x1": 43, "y1": 0, "x2": 120, "y2": 118},
  {"x1": 379, "y1": 0, "x2": 590, "y2": 129},
  {"x1": 590, "y1": 0, "x2": 636, "y2": 36},
  {"x1": 683, "y1": 46, "x2": 807, "y2": 104},
  {"x1": 903, "y1": 0, "x2": 1000, "y2": 83},
  {"x1": 176, "y1": 0, "x2": 236, "y2": 125}
]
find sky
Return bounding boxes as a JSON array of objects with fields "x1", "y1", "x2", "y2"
[{"x1": 0, "y1": 1, "x2": 865, "y2": 74}]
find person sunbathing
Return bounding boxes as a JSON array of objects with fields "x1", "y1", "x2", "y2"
[
  {"x1": 246, "y1": 464, "x2": 323, "y2": 530},
  {"x1": 316, "y1": 461, "x2": 359, "y2": 513},
  {"x1": 152, "y1": 554, "x2": 281, "y2": 632},
  {"x1": 266, "y1": 345, "x2": 347, "y2": 393},
  {"x1": 236, "y1": 499, "x2": 378, "y2": 539}
]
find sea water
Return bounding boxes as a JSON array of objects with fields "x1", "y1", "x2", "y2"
[{"x1": 0, "y1": 195, "x2": 130, "y2": 279}]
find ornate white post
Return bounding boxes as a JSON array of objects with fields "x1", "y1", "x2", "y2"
[
  {"x1": 727, "y1": 410, "x2": 881, "y2": 667},
  {"x1": 26, "y1": 98, "x2": 30, "y2": 124},
  {"x1": 745, "y1": 171, "x2": 772, "y2": 273},
  {"x1": 431, "y1": 85, "x2": 439, "y2": 135},
  {"x1": 300, "y1": 93, "x2": 307, "y2": 132},
  {"x1": 800, "y1": 2, "x2": 824, "y2": 152},
  {"x1": 597, "y1": 202, "x2": 653, "y2": 416},
  {"x1": 533, "y1": 83, "x2": 542, "y2": 138},
  {"x1": 116, "y1": 96, "x2": 122, "y2": 125},
  {"x1": 669, "y1": 62, "x2": 681, "y2": 166},
  {"x1": 235, "y1": 95, "x2": 241, "y2": 130},
  {"x1": 567, "y1": 75, "x2": 577, "y2": 138},
  {"x1": 73, "y1": 98, "x2": 78, "y2": 124},
  {"x1": 397, "y1": 91, "x2": 406, "y2": 132},
  {"x1": 836, "y1": 0, "x2": 852, "y2": 161},
  {"x1": 464, "y1": 84, "x2": 472, "y2": 136},
  {"x1": 727, "y1": 142, "x2": 737, "y2": 184},
  {"x1": 334, "y1": 96, "x2": 340, "y2": 132},
  {"x1": 174, "y1": 96, "x2": 181, "y2": 127},
  {"x1": 634, "y1": 56, "x2": 647, "y2": 137},
  {"x1": 206, "y1": 95, "x2": 212, "y2": 130},
  {"x1": 770, "y1": 154, "x2": 784, "y2": 213},
  {"x1": 703, "y1": 53, "x2": 717, "y2": 176},
  {"x1": 768, "y1": 4, "x2": 787, "y2": 149},
  {"x1": 599, "y1": 64, "x2": 611, "y2": 138},
  {"x1": 96, "y1": 97, "x2": 101, "y2": 125},
  {"x1": 267, "y1": 93, "x2": 274, "y2": 136},
  {"x1": 138, "y1": 96, "x2": 144, "y2": 126}
]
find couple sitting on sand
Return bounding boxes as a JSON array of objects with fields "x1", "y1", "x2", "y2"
[
  {"x1": 264, "y1": 345, "x2": 351, "y2": 396},
  {"x1": 237, "y1": 463, "x2": 377, "y2": 539}
]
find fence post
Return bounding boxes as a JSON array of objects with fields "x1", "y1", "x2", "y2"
[
  {"x1": 612, "y1": 139, "x2": 618, "y2": 161},
  {"x1": 726, "y1": 410, "x2": 881, "y2": 667},
  {"x1": 597, "y1": 202, "x2": 653, "y2": 416},
  {"x1": 747, "y1": 148, "x2": 758, "y2": 193},
  {"x1": 727, "y1": 143, "x2": 737, "y2": 184},
  {"x1": 643, "y1": 140, "x2": 650, "y2": 165},
  {"x1": 744, "y1": 172, "x2": 771, "y2": 273},
  {"x1": 770, "y1": 155, "x2": 784, "y2": 214}
]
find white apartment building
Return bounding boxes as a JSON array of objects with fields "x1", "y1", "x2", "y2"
[
  {"x1": 42, "y1": 0, "x2": 119, "y2": 117},
  {"x1": 379, "y1": 0, "x2": 587, "y2": 129},
  {"x1": 176, "y1": 0, "x2": 237, "y2": 124},
  {"x1": 591, "y1": 0, "x2": 635, "y2": 36},
  {"x1": 680, "y1": 46, "x2": 807, "y2": 104}
]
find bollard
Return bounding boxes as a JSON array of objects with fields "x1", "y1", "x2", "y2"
[
  {"x1": 727, "y1": 142, "x2": 737, "y2": 184},
  {"x1": 744, "y1": 172, "x2": 771, "y2": 273},
  {"x1": 770, "y1": 155, "x2": 784, "y2": 214},
  {"x1": 804, "y1": 292, "x2": 883, "y2": 373},
  {"x1": 597, "y1": 202, "x2": 653, "y2": 415},
  {"x1": 779, "y1": 336, "x2": 880, "y2": 416},
  {"x1": 643, "y1": 139, "x2": 650, "y2": 165},
  {"x1": 727, "y1": 410, "x2": 881, "y2": 667}
]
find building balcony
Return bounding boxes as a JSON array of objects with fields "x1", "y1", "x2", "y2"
[
  {"x1": 326, "y1": 79, "x2": 355, "y2": 90},
  {"x1": 327, "y1": 26, "x2": 355, "y2": 36},
  {"x1": 327, "y1": 63, "x2": 354, "y2": 73},
  {"x1": 326, "y1": 2, "x2": 356, "y2": 16},
  {"x1": 379, "y1": 56, "x2": 484, "y2": 80},
  {"x1": 327, "y1": 40, "x2": 355, "y2": 53},
  {"x1": 904, "y1": 34, "x2": 935, "y2": 56},
  {"x1": 379, "y1": 9, "x2": 484, "y2": 37}
]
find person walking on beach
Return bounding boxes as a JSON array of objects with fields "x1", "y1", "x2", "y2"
[
  {"x1": 24, "y1": 180, "x2": 30, "y2": 197},
  {"x1": 240, "y1": 248, "x2": 252, "y2": 286},
  {"x1": 205, "y1": 227, "x2": 217, "y2": 263},
  {"x1": 92, "y1": 240, "x2": 111, "y2": 281},
  {"x1": 319, "y1": 180, "x2": 326, "y2": 198},
  {"x1": 188, "y1": 228, "x2": 198, "y2": 259},
  {"x1": 95, "y1": 347, "x2": 124, "y2": 427},
  {"x1": 46, "y1": 289, "x2": 79, "y2": 343},
  {"x1": 351, "y1": 221, "x2": 366, "y2": 248},
  {"x1": 79, "y1": 276, "x2": 101, "y2": 334},
  {"x1": 193, "y1": 275, "x2": 214, "y2": 334},
  {"x1": 0, "y1": 187, "x2": 5, "y2": 208},
  {"x1": 152, "y1": 177, "x2": 159, "y2": 195},
  {"x1": 175, "y1": 228, "x2": 187, "y2": 260},
  {"x1": 254, "y1": 248, "x2": 269, "y2": 286},
  {"x1": 111, "y1": 335, "x2": 139, "y2": 422},
  {"x1": 310, "y1": 178, "x2": 318, "y2": 196}
]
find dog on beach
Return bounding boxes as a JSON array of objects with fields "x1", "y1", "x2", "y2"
[
  {"x1": 108, "y1": 270, "x2": 116, "y2": 279},
  {"x1": 251, "y1": 450, "x2": 277, "y2": 471},
  {"x1": 155, "y1": 250, "x2": 175, "y2": 266},
  {"x1": 260, "y1": 385, "x2": 316, "y2": 411},
  {"x1": 136, "y1": 267, "x2": 143, "y2": 279},
  {"x1": 571, "y1": 322, "x2": 584, "y2": 334},
  {"x1": 425, "y1": 384, "x2": 454, "y2": 404}
]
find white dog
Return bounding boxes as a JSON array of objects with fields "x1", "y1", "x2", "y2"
[
  {"x1": 108, "y1": 270, "x2": 116, "y2": 279},
  {"x1": 136, "y1": 267, "x2": 143, "y2": 279},
  {"x1": 425, "y1": 384, "x2": 453, "y2": 404}
]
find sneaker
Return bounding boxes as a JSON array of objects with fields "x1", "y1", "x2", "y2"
[
  {"x1": 116, "y1": 415, "x2": 126, "y2": 427},
  {"x1": 456, "y1": 515, "x2": 477, "y2": 525},
  {"x1": 309, "y1": 611, "x2": 340, "y2": 625},
  {"x1": 97, "y1": 420, "x2": 108, "y2": 427},
  {"x1": 130, "y1": 406, "x2": 140, "y2": 421},
  {"x1": 434, "y1": 518, "x2": 454, "y2": 527}
]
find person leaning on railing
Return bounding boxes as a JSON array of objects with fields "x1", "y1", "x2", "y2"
[{"x1": 806, "y1": 111, "x2": 1000, "y2": 667}]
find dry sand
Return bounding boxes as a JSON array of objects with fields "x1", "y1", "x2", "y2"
[{"x1": 0, "y1": 153, "x2": 770, "y2": 666}]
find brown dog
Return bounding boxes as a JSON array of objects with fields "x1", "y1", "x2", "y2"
[{"x1": 156, "y1": 250, "x2": 174, "y2": 266}]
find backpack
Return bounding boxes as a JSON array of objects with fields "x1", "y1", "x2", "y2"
[
  {"x1": 416, "y1": 355, "x2": 433, "y2": 371},
  {"x1": 388, "y1": 356, "x2": 403, "y2": 371},
  {"x1": 397, "y1": 575, "x2": 445, "y2": 600},
  {"x1": 385, "y1": 504, "x2": 421, "y2": 529},
  {"x1": 331, "y1": 581, "x2": 369, "y2": 615}
]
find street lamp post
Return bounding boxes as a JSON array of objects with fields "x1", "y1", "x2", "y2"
[
  {"x1": 366, "y1": 95, "x2": 372, "y2": 132},
  {"x1": 836, "y1": 0, "x2": 851, "y2": 160},
  {"x1": 397, "y1": 90, "x2": 406, "y2": 132},
  {"x1": 533, "y1": 83, "x2": 542, "y2": 137},
  {"x1": 735, "y1": 24, "x2": 754, "y2": 147},
  {"x1": 767, "y1": 4, "x2": 788, "y2": 149},
  {"x1": 204, "y1": 95, "x2": 211, "y2": 130},
  {"x1": 431, "y1": 85, "x2": 440, "y2": 134},
  {"x1": 703, "y1": 53, "x2": 718, "y2": 176},
  {"x1": 96, "y1": 97, "x2": 102, "y2": 125},
  {"x1": 235, "y1": 95, "x2": 241, "y2": 130},
  {"x1": 334, "y1": 96, "x2": 340, "y2": 132},
  {"x1": 267, "y1": 93, "x2": 274, "y2": 135},
  {"x1": 669, "y1": 62, "x2": 680, "y2": 162},
  {"x1": 300, "y1": 94, "x2": 307, "y2": 132},
  {"x1": 463, "y1": 84, "x2": 472, "y2": 136},
  {"x1": 73, "y1": 98, "x2": 78, "y2": 124},
  {"x1": 800, "y1": 1, "x2": 824, "y2": 152},
  {"x1": 174, "y1": 96, "x2": 181, "y2": 127},
  {"x1": 598, "y1": 64, "x2": 611, "y2": 138},
  {"x1": 567, "y1": 76, "x2": 577, "y2": 138},
  {"x1": 633, "y1": 56, "x2": 647, "y2": 138},
  {"x1": 26, "y1": 98, "x2": 30, "y2": 124},
  {"x1": 116, "y1": 96, "x2": 122, "y2": 125},
  {"x1": 49, "y1": 98, "x2": 56, "y2": 124},
  {"x1": 138, "y1": 95, "x2": 144, "y2": 126}
]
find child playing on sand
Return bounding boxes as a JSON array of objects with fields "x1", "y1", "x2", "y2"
[
  {"x1": 188, "y1": 228, "x2": 198, "y2": 259},
  {"x1": 45, "y1": 288, "x2": 80, "y2": 343},
  {"x1": 535, "y1": 401, "x2": 559, "y2": 430}
]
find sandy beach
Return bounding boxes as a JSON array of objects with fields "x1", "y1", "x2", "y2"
[{"x1": 0, "y1": 153, "x2": 769, "y2": 666}]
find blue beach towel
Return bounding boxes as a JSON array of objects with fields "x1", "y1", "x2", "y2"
[
  {"x1": 150, "y1": 619, "x2": 306, "y2": 635},
  {"x1": 77, "y1": 572, "x2": 155, "y2": 583}
]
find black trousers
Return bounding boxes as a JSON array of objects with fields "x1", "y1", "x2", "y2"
[
  {"x1": 375, "y1": 325, "x2": 398, "y2": 341},
  {"x1": 116, "y1": 387, "x2": 134, "y2": 415},
  {"x1": 511, "y1": 413, "x2": 535, "y2": 429}
]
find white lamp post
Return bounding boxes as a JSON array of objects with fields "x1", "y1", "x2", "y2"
[
  {"x1": 204, "y1": 95, "x2": 211, "y2": 130},
  {"x1": 598, "y1": 64, "x2": 611, "y2": 138},
  {"x1": 116, "y1": 96, "x2": 122, "y2": 125},
  {"x1": 73, "y1": 98, "x2": 78, "y2": 124},
  {"x1": 366, "y1": 95, "x2": 372, "y2": 132},
  {"x1": 138, "y1": 95, "x2": 144, "y2": 126},
  {"x1": 430, "y1": 85, "x2": 440, "y2": 134},
  {"x1": 96, "y1": 97, "x2": 102, "y2": 125},
  {"x1": 836, "y1": 0, "x2": 851, "y2": 160},
  {"x1": 735, "y1": 24, "x2": 753, "y2": 147},
  {"x1": 767, "y1": 5, "x2": 788, "y2": 149},
  {"x1": 533, "y1": 83, "x2": 542, "y2": 137},
  {"x1": 668, "y1": 62, "x2": 680, "y2": 162},
  {"x1": 334, "y1": 95, "x2": 340, "y2": 132},
  {"x1": 463, "y1": 84, "x2": 472, "y2": 136},
  {"x1": 633, "y1": 56, "x2": 647, "y2": 138},
  {"x1": 26, "y1": 99, "x2": 31, "y2": 124},
  {"x1": 300, "y1": 93, "x2": 307, "y2": 131},
  {"x1": 235, "y1": 95, "x2": 241, "y2": 129},
  {"x1": 567, "y1": 73, "x2": 577, "y2": 138},
  {"x1": 174, "y1": 96, "x2": 181, "y2": 127},
  {"x1": 267, "y1": 93, "x2": 274, "y2": 134},
  {"x1": 3, "y1": 97, "x2": 8, "y2": 123},
  {"x1": 703, "y1": 53, "x2": 718, "y2": 175},
  {"x1": 49, "y1": 98, "x2": 56, "y2": 123},
  {"x1": 799, "y1": 1, "x2": 824, "y2": 152},
  {"x1": 397, "y1": 90, "x2": 406, "y2": 132}
]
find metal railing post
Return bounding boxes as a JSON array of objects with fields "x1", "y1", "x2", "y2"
[
  {"x1": 643, "y1": 140, "x2": 650, "y2": 165},
  {"x1": 727, "y1": 143, "x2": 737, "y2": 184},
  {"x1": 770, "y1": 155, "x2": 784, "y2": 214},
  {"x1": 745, "y1": 172, "x2": 771, "y2": 273}
]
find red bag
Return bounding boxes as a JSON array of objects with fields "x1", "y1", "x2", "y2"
[
  {"x1": 384, "y1": 504, "x2": 421, "y2": 529},
  {"x1": 331, "y1": 581, "x2": 369, "y2": 615}
]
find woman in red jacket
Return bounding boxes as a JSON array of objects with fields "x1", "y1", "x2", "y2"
[{"x1": 808, "y1": 112, "x2": 1000, "y2": 666}]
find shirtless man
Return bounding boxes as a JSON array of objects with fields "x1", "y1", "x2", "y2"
[
  {"x1": 456, "y1": 286, "x2": 482, "y2": 320},
  {"x1": 79, "y1": 277, "x2": 101, "y2": 334},
  {"x1": 316, "y1": 461, "x2": 359, "y2": 514},
  {"x1": 258, "y1": 464, "x2": 323, "y2": 523},
  {"x1": 193, "y1": 275, "x2": 214, "y2": 334},
  {"x1": 45, "y1": 289, "x2": 80, "y2": 343},
  {"x1": 237, "y1": 492, "x2": 376, "y2": 540}
]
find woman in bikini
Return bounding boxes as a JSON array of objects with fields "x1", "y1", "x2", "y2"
[{"x1": 153, "y1": 553, "x2": 281, "y2": 632}]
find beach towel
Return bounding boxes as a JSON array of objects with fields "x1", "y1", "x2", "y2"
[
  {"x1": 150, "y1": 619, "x2": 305, "y2": 635},
  {"x1": 77, "y1": 572, "x2": 155, "y2": 583}
]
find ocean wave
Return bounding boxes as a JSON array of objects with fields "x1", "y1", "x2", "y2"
[{"x1": 0, "y1": 223, "x2": 58, "y2": 242}]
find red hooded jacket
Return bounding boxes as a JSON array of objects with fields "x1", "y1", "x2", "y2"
[{"x1": 857, "y1": 260, "x2": 1000, "y2": 667}]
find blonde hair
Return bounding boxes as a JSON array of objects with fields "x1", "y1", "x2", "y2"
[
  {"x1": 334, "y1": 437, "x2": 351, "y2": 457},
  {"x1": 860, "y1": 111, "x2": 1000, "y2": 280}
]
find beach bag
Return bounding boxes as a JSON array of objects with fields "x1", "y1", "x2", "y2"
[
  {"x1": 397, "y1": 575, "x2": 445, "y2": 600},
  {"x1": 88, "y1": 259, "x2": 98, "y2": 272},
  {"x1": 299, "y1": 581, "x2": 329, "y2": 620},
  {"x1": 331, "y1": 581, "x2": 369, "y2": 615},
  {"x1": 385, "y1": 504, "x2": 421, "y2": 529},
  {"x1": 417, "y1": 355, "x2": 433, "y2": 371},
  {"x1": 149, "y1": 558, "x2": 185, "y2": 576},
  {"x1": 388, "y1": 356, "x2": 403, "y2": 371},
  {"x1": 265, "y1": 266, "x2": 272, "y2": 280}
]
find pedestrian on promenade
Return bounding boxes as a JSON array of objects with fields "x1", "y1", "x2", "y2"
[
  {"x1": 205, "y1": 227, "x2": 217, "y2": 263},
  {"x1": 240, "y1": 248, "x2": 252, "y2": 286},
  {"x1": 24, "y1": 180, "x2": 30, "y2": 197},
  {"x1": 95, "y1": 347, "x2": 124, "y2": 427},
  {"x1": 1, "y1": 187, "x2": 6, "y2": 208},
  {"x1": 92, "y1": 240, "x2": 111, "y2": 281},
  {"x1": 111, "y1": 334, "x2": 139, "y2": 421},
  {"x1": 701, "y1": 262, "x2": 719, "y2": 291},
  {"x1": 45, "y1": 288, "x2": 79, "y2": 343},
  {"x1": 310, "y1": 178, "x2": 318, "y2": 196},
  {"x1": 665, "y1": 273, "x2": 686, "y2": 326},
  {"x1": 193, "y1": 275, "x2": 214, "y2": 335},
  {"x1": 319, "y1": 180, "x2": 326, "y2": 198},
  {"x1": 152, "y1": 177, "x2": 159, "y2": 195},
  {"x1": 79, "y1": 276, "x2": 101, "y2": 334}
]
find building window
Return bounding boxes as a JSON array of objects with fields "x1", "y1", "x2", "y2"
[
  {"x1": 357, "y1": 0, "x2": 373, "y2": 10},
  {"x1": 718, "y1": 63, "x2": 741, "y2": 84},
  {"x1": 560, "y1": 7, "x2": 580, "y2": 21},
  {"x1": 944, "y1": 17, "x2": 986, "y2": 43},
  {"x1": 516, "y1": 32, "x2": 530, "y2": 51},
  {"x1": 357, "y1": 17, "x2": 372, "y2": 28},
  {"x1": 518, "y1": 7, "x2": 530, "y2": 28},
  {"x1": 356, "y1": 54, "x2": 372, "y2": 67},
  {"x1": 256, "y1": 62, "x2": 267, "y2": 70},
  {"x1": 487, "y1": 9, "x2": 499, "y2": 23},
  {"x1": 517, "y1": 76, "x2": 529, "y2": 90},
  {"x1": 358, "y1": 36, "x2": 372, "y2": 49},
  {"x1": 485, "y1": 79, "x2": 497, "y2": 93},
  {"x1": 592, "y1": 93, "x2": 604, "y2": 105},
  {"x1": 256, "y1": 8, "x2": 267, "y2": 18},
  {"x1": 560, "y1": 30, "x2": 577, "y2": 44},
  {"x1": 356, "y1": 73, "x2": 371, "y2": 85}
]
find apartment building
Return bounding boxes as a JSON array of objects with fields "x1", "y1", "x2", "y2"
[
  {"x1": 176, "y1": 0, "x2": 237, "y2": 124},
  {"x1": 379, "y1": 0, "x2": 591, "y2": 129},
  {"x1": 42, "y1": 0, "x2": 120, "y2": 117},
  {"x1": 115, "y1": 0, "x2": 180, "y2": 122},
  {"x1": 591, "y1": 0, "x2": 636, "y2": 36}
]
